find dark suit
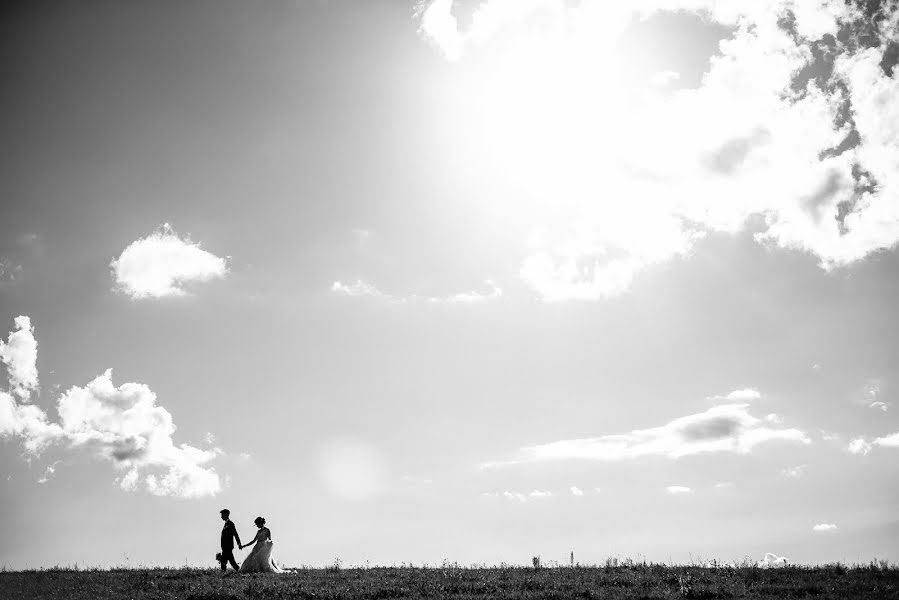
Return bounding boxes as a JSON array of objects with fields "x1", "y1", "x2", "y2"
[{"x1": 219, "y1": 519, "x2": 240, "y2": 571}]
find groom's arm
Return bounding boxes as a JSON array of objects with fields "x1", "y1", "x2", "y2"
[{"x1": 232, "y1": 524, "x2": 242, "y2": 548}]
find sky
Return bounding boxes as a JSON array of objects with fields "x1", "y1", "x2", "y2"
[{"x1": 1, "y1": 0, "x2": 898, "y2": 569}]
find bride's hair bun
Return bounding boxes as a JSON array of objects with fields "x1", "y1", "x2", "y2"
[{"x1": 254, "y1": 516, "x2": 266, "y2": 526}]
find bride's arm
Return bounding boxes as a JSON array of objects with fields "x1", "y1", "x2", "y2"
[{"x1": 241, "y1": 529, "x2": 262, "y2": 549}]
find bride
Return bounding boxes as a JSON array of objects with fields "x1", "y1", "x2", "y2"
[{"x1": 238, "y1": 517, "x2": 283, "y2": 573}]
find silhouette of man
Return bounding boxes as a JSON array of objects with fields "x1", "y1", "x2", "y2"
[{"x1": 219, "y1": 509, "x2": 242, "y2": 572}]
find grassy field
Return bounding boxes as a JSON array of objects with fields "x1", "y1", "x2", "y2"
[{"x1": 2, "y1": 563, "x2": 898, "y2": 599}]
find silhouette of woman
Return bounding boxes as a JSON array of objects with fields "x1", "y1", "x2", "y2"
[{"x1": 238, "y1": 516, "x2": 283, "y2": 573}]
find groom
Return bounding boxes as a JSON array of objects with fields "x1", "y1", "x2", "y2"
[{"x1": 219, "y1": 508, "x2": 243, "y2": 572}]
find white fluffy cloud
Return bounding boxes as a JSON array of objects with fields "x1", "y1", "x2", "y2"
[
  {"x1": 0, "y1": 316, "x2": 39, "y2": 400},
  {"x1": 416, "y1": 0, "x2": 464, "y2": 61},
  {"x1": 111, "y1": 224, "x2": 228, "y2": 299},
  {"x1": 666, "y1": 485, "x2": 692, "y2": 495},
  {"x1": 416, "y1": 0, "x2": 899, "y2": 300},
  {"x1": 58, "y1": 370, "x2": 222, "y2": 498},
  {"x1": 757, "y1": 552, "x2": 789, "y2": 568},
  {"x1": 813, "y1": 523, "x2": 838, "y2": 532},
  {"x1": 480, "y1": 403, "x2": 810, "y2": 467},
  {"x1": 849, "y1": 431, "x2": 899, "y2": 455},
  {"x1": 0, "y1": 317, "x2": 223, "y2": 498}
]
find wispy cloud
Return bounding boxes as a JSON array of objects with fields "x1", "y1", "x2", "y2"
[
  {"x1": 569, "y1": 486, "x2": 584, "y2": 497},
  {"x1": 111, "y1": 224, "x2": 228, "y2": 299},
  {"x1": 712, "y1": 389, "x2": 762, "y2": 402},
  {"x1": 331, "y1": 280, "x2": 389, "y2": 299},
  {"x1": 780, "y1": 465, "x2": 806, "y2": 478},
  {"x1": 441, "y1": 281, "x2": 502, "y2": 304},
  {"x1": 332, "y1": 279, "x2": 503, "y2": 304},
  {"x1": 0, "y1": 258, "x2": 23, "y2": 284},
  {"x1": 502, "y1": 491, "x2": 527, "y2": 503},
  {"x1": 813, "y1": 523, "x2": 838, "y2": 532},
  {"x1": 36, "y1": 460, "x2": 61, "y2": 485},
  {"x1": 0, "y1": 317, "x2": 224, "y2": 498},
  {"x1": 482, "y1": 489, "x2": 570, "y2": 501},
  {"x1": 480, "y1": 403, "x2": 810, "y2": 467},
  {"x1": 666, "y1": 485, "x2": 692, "y2": 495}
]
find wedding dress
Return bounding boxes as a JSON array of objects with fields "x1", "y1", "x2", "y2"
[{"x1": 239, "y1": 528, "x2": 283, "y2": 574}]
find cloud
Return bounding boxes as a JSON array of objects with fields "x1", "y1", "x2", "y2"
[
  {"x1": 0, "y1": 258, "x2": 23, "y2": 283},
  {"x1": 650, "y1": 70, "x2": 681, "y2": 87},
  {"x1": 714, "y1": 481, "x2": 733, "y2": 488},
  {"x1": 848, "y1": 431, "x2": 899, "y2": 455},
  {"x1": 480, "y1": 403, "x2": 810, "y2": 467},
  {"x1": 862, "y1": 380, "x2": 881, "y2": 400},
  {"x1": 37, "y1": 460, "x2": 61, "y2": 485},
  {"x1": 0, "y1": 316, "x2": 39, "y2": 400},
  {"x1": 757, "y1": 553, "x2": 788, "y2": 568},
  {"x1": 332, "y1": 279, "x2": 503, "y2": 304},
  {"x1": 111, "y1": 224, "x2": 228, "y2": 299},
  {"x1": 484, "y1": 489, "x2": 557, "y2": 501},
  {"x1": 503, "y1": 491, "x2": 528, "y2": 502},
  {"x1": 813, "y1": 523, "x2": 838, "y2": 532},
  {"x1": 666, "y1": 485, "x2": 692, "y2": 495},
  {"x1": 0, "y1": 317, "x2": 224, "y2": 498},
  {"x1": 780, "y1": 465, "x2": 806, "y2": 478},
  {"x1": 848, "y1": 437, "x2": 871, "y2": 454},
  {"x1": 570, "y1": 486, "x2": 584, "y2": 496},
  {"x1": 869, "y1": 401, "x2": 889, "y2": 411},
  {"x1": 331, "y1": 280, "x2": 389, "y2": 299},
  {"x1": 710, "y1": 388, "x2": 762, "y2": 402},
  {"x1": 57, "y1": 370, "x2": 222, "y2": 498},
  {"x1": 820, "y1": 430, "x2": 841, "y2": 442},
  {"x1": 764, "y1": 413, "x2": 783, "y2": 425},
  {"x1": 415, "y1": 1, "x2": 899, "y2": 300},
  {"x1": 443, "y1": 280, "x2": 503, "y2": 303},
  {"x1": 519, "y1": 216, "x2": 703, "y2": 302},
  {"x1": 416, "y1": 0, "x2": 464, "y2": 61}
]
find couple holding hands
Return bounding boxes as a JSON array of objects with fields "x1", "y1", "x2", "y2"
[{"x1": 218, "y1": 508, "x2": 283, "y2": 574}]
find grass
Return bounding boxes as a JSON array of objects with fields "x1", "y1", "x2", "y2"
[{"x1": 2, "y1": 562, "x2": 898, "y2": 599}]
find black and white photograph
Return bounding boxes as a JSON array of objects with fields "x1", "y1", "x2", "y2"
[{"x1": 1, "y1": 0, "x2": 899, "y2": 598}]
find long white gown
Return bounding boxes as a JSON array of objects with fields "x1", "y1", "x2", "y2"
[{"x1": 239, "y1": 527, "x2": 283, "y2": 574}]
